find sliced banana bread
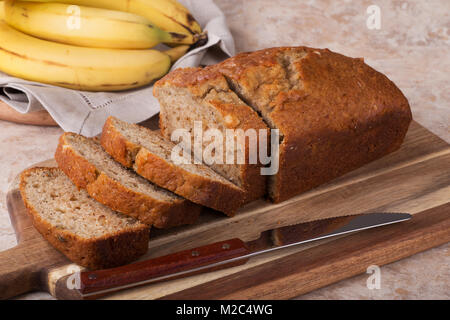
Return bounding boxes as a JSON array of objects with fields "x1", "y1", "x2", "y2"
[
  {"x1": 101, "y1": 116, "x2": 246, "y2": 216},
  {"x1": 154, "y1": 67, "x2": 269, "y2": 203},
  {"x1": 20, "y1": 167, "x2": 149, "y2": 270},
  {"x1": 55, "y1": 132, "x2": 201, "y2": 228},
  {"x1": 156, "y1": 46, "x2": 412, "y2": 203}
]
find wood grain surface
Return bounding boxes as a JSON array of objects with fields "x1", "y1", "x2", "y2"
[
  {"x1": 0, "y1": 101, "x2": 58, "y2": 126},
  {"x1": 1, "y1": 121, "x2": 449, "y2": 300},
  {"x1": 161, "y1": 203, "x2": 450, "y2": 300}
]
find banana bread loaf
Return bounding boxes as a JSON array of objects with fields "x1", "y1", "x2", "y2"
[{"x1": 155, "y1": 46, "x2": 412, "y2": 203}]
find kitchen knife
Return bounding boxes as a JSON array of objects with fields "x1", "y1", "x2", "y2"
[{"x1": 65, "y1": 212, "x2": 411, "y2": 299}]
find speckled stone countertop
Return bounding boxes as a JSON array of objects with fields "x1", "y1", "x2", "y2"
[{"x1": 1, "y1": 0, "x2": 449, "y2": 299}]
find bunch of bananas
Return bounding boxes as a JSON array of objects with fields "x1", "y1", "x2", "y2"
[{"x1": 0, "y1": 0, "x2": 205, "y2": 91}]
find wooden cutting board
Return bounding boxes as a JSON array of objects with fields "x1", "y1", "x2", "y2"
[
  {"x1": 0, "y1": 101, "x2": 58, "y2": 126},
  {"x1": 1, "y1": 121, "x2": 449, "y2": 300}
]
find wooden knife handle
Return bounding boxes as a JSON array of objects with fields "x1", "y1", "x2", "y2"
[{"x1": 79, "y1": 238, "x2": 250, "y2": 297}]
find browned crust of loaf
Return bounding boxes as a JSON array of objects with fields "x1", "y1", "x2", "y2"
[
  {"x1": 101, "y1": 117, "x2": 245, "y2": 215},
  {"x1": 86, "y1": 173, "x2": 201, "y2": 229},
  {"x1": 157, "y1": 47, "x2": 412, "y2": 203},
  {"x1": 270, "y1": 112, "x2": 411, "y2": 202},
  {"x1": 101, "y1": 117, "x2": 141, "y2": 168},
  {"x1": 212, "y1": 46, "x2": 412, "y2": 162},
  {"x1": 134, "y1": 148, "x2": 243, "y2": 215},
  {"x1": 154, "y1": 67, "x2": 224, "y2": 91},
  {"x1": 55, "y1": 132, "x2": 200, "y2": 228},
  {"x1": 19, "y1": 167, "x2": 149, "y2": 270},
  {"x1": 155, "y1": 70, "x2": 269, "y2": 203}
]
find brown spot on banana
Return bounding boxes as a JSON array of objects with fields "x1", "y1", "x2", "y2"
[
  {"x1": 0, "y1": 46, "x2": 69, "y2": 67},
  {"x1": 161, "y1": 12, "x2": 195, "y2": 35},
  {"x1": 186, "y1": 13, "x2": 196, "y2": 26},
  {"x1": 55, "y1": 81, "x2": 141, "y2": 88},
  {"x1": 169, "y1": 32, "x2": 188, "y2": 41},
  {"x1": 90, "y1": 82, "x2": 140, "y2": 88},
  {"x1": 99, "y1": 81, "x2": 139, "y2": 88}
]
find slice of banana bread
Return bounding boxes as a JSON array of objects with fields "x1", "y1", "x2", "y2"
[
  {"x1": 101, "y1": 116, "x2": 246, "y2": 216},
  {"x1": 20, "y1": 167, "x2": 149, "y2": 270},
  {"x1": 55, "y1": 132, "x2": 201, "y2": 228}
]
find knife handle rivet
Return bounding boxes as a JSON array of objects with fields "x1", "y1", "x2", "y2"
[
  {"x1": 191, "y1": 251, "x2": 199, "y2": 257},
  {"x1": 222, "y1": 243, "x2": 230, "y2": 250},
  {"x1": 88, "y1": 274, "x2": 97, "y2": 280}
]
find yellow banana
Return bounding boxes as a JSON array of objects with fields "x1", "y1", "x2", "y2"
[
  {"x1": 24, "y1": 0, "x2": 203, "y2": 35},
  {"x1": 164, "y1": 45, "x2": 189, "y2": 63},
  {"x1": 4, "y1": 1, "x2": 195, "y2": 49},
  {"x1": 0, "y1": 20, "x2": 171, "y2": 91},
  {"x1": 0, "y1": 1, "x2": 4, "y2": 19}
]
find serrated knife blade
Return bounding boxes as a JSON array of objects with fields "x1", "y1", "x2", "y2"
[{"x1": 69, "y1": 212, "x2": 412, "y2": 299}]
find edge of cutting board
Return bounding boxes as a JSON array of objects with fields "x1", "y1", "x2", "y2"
[
  {"x1": 3, "y1": 120, "x2": 450, "y2": 299},
  {"x1": 0, "y1": 101, "x2": 58, "y2": 126},
  {"x1": 157, "y1": 202, "x2": 450, "y2": 300}
]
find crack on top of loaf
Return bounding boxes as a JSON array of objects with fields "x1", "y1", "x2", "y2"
[
  {"x1": 222, "y1": 74, "x2": 261, "y2": 115},
  {"x1": 277, "y1": 49, "x2": 307, "y2": 91},
  {"x1": 222, "y1": 73, "x2": 282, "y2": 140},
  {"x1": 199, "y1": 85, "x2": 228, "y2": 100}
]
